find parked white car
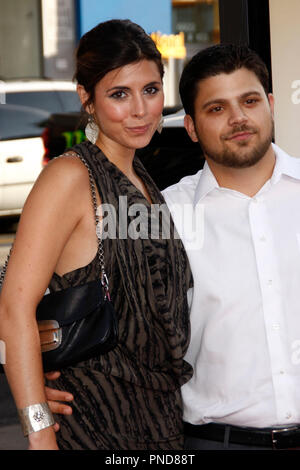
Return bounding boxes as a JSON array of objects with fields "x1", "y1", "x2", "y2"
[{"x1": 0, "y1": 80, "x2": 80, "y2": 217}]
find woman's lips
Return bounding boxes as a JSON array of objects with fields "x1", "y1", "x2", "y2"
[{"x1": 126, "y1": 125, "x2": 150, "y2": 134}]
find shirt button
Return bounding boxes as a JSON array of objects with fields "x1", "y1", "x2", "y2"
[
  {"x1": 260, "y1": 236, "x2": 266, "y2": 242},
  {"x1": 268, "y1": 279, "x2": 273, "y2": 286},
  {"x1": 272, "y1": 323, "x2": 280, "y2": 330},
  {"x1": 280, "y1": 370, "x2": 284, "y2": 374},
  {"x1": 286, "y1": 413, "x2": 292, "y2": 419}
]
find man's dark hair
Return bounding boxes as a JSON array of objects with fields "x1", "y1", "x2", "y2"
[{"x1": 179, "y1": 44, "x2": 270, "y2": 119}]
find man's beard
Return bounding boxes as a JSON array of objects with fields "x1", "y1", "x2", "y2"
[{"x1": 197, "y1": 119, "x2": 274, "y2": 169}]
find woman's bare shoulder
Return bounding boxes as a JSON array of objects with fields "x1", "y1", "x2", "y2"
[
  {"x1": 44, "y1": 152, "x2": 88, "y2": 178},
  {"x1": 32, "y1": 152, "x2": 91, "y2": 198},
  {"x1": 20, "y1": 152, "x2": 91, "y2": 221}
]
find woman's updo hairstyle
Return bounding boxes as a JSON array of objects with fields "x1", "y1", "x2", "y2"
[{"x1": 75, "y1": 19, "x2": 164, "y2": 110}]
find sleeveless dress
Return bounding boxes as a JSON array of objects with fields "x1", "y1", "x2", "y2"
[{"x1": 47, "y1": 141, "x2": 193, "y2": 450}]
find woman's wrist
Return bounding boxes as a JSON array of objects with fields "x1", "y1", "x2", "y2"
[
  {"x1": 28, "y1": 425, "x2": 58, "y2": 450},
  {"x1": 18, "y1": 402, "x2": 55, "y2": 436}
]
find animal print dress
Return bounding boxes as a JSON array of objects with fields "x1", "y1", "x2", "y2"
[{"x1": 46, "y1": 141, "x2": 193, "y2": 450}]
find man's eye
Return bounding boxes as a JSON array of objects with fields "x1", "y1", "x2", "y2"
[
  {"x1": 210, "y1": 106, "x2": 223, "y2": 113},
  {"x1": 245, "y1": 98, "x2": 258, "y2": 105}
]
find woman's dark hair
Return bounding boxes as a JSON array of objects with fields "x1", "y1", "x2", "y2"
[
  {"x1": 74, "y1": 19, "x2": 164, "y2": 109},
  {"x1": 179, "y1": 44, "x2": 270, "y2": 119}
]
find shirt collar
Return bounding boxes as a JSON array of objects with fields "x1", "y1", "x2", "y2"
[
  {"x1": 270, "y1": 143, "x2": 300, "y2": 184},
  {"x1": 193, "y1": 160, "x2": 219, "y2": 205},
  {"x1": 194, "y1": 143, "x2": 300, "y2": 206}
]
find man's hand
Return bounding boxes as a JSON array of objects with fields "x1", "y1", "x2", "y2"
[{"x1": 44, "y1": 371, "x2": 73, "y2": 431}]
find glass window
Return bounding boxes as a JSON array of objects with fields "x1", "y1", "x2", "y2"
[
  {"x1": 172, "y1": 0, "x2": 220, "y2": 59},
  {"x1": 0, "y1": 104, "x2": 49, "y2": 140},
  {"x1": 6, "y1": 91, "x2": 80, "y2": 114},
  {"x1": 57, "y1": 91, "x2": 81, "y2": 112},
  {"x1": 0, "y1": 0, "x2": 41, "y2": 79}
]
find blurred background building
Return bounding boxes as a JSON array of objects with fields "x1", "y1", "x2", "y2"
[
  {"x1": 0, "y1": 0, "x2": 220, "y2": 107},
  {"x1": 0, "y1": 0, "x2": 300, "y2": 157}
]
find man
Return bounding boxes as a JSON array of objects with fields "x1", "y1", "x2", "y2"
[
  {"x1": 162, "y1": 44, "x2": 300, "y2": 450},
  {"x1": 45, "y1": 44, "x2": 300, "y2": 450}
]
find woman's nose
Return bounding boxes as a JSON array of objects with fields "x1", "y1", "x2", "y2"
[{"x1": 131, "y1": 95, "x2": 146, "y2": 118}]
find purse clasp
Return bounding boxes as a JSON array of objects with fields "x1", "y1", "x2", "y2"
[{"x1": 38, "y1": 320, "x2": 62, "y2": 352}]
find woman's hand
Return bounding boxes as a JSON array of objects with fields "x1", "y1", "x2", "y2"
[{"x1": 44, "y1": 371, "x2": 73, "y2": 430}]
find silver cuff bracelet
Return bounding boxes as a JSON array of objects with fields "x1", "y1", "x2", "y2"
[{"x1": 18, "y1": 402, "x2": 55, "y2": 437}]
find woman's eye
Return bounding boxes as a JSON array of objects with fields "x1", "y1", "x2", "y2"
[
  {"x1": 110, "y1": 90, "x2": 126, "y2": 99},
  {"x1": 144, "y1": 86, "x2": 158, "y2": 95}
]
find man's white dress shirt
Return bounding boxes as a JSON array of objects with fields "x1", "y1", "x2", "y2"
[{"x1": 163, "y1": 144, "x2": 300, "y2": 428}]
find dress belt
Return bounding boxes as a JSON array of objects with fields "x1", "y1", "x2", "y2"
[{"x1": 184, "y1": 422, "x2": 300, "y2": 449}]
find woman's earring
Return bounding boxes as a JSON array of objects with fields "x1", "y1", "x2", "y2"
[
  {"x1": 85, "y1": 115, "x2": 99, "y2": 144},
  {"x1": 157, "y1": 114, "x2": 164, "y2": 134}
]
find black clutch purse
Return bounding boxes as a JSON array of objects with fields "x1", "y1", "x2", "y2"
[
  {"x1": 36, "y1": 279, "x2": 118, "y2": 372},
  {"x1": 0, "y1": 153, "x2": 118, "y2": 373}
]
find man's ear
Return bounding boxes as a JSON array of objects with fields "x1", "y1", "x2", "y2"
[
  {"x1": 184, "y1": 114, "x2": 198, "y2": 143},
  {"x1": 267, "y1": 93, "x2": 275, "y2": 119},
  {"x1": 77, "y1": 84, "x2": 94, "y2": 114}
]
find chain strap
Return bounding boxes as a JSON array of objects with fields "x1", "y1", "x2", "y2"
[
  {"x1": 69, "y1": 153, "x2": 111, "y2": 298},
  {"x1": 0, "y1": 152, "x2": 110, "y2": 298},
  {"x1": 0, "y1": 247, "x2": 12, "y2": 289}
]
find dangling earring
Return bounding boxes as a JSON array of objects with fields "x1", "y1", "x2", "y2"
[
  {"x1": 157, "y1": 114, "x2": 164, "y2": 134},
  {"x1": 85, "y1": 115, "x2": 99, "y2": 144}
]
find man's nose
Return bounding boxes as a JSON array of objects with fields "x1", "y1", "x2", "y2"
[{"x1": 228, "y1": 105, "x2": 248, "y2": 126}]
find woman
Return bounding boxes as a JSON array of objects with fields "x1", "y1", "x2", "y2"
[{"x1": 0, "y1": 19, "x2": 193, "y2": 450}]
